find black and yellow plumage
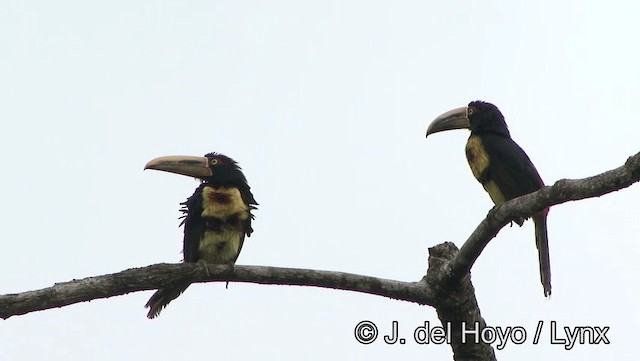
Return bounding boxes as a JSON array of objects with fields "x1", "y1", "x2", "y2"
[
  {"x1": 426, "y1": 101, "x2": 551, "y2": 296},
  {"x1": 144, "y1": 152, "x2": 258, "y2": 318}
]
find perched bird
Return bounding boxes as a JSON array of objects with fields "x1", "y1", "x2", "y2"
[
  {"x1": 144, "y1": 152, "x2": 258, "y2": 318},
  {"x1": 426, "y1": 101, "x2": 551, "y2": 296}
]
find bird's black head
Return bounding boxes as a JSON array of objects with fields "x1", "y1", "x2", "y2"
[
  {"x1": 467, "y1": 101, "x2": 510, "y2": 137},
  {"x1": 426, "y1": 100, "x2": 510, "y2": 138},
  {"x1": 145, "y1": 152, "x2": 248, "y2": 187},
  {"x1": 201, "y1": 152, "x2": 249, "y2": 187}
]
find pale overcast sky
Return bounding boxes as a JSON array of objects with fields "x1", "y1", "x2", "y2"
[{"x1": 1, "y1": 1, "x2": 639, "y2": 360}]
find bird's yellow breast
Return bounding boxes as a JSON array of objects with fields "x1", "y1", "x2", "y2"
[
  {"x1": 482, "y1": 180, "x2": 507, "y2": 205},
  {"x1": 199, "y1": 230, "x2": 243, "y2": 264},
  {"x1": 201, "y1": 187, "x2": 249, "y2": 220},
  {"x1": 198, "y1": 186, "x2": 250, "y2": 264},
  {"x1": 465, "y1": 135, "x2": 490, "y2": 180},
  {"x1": 465, "y1": 135, "x2": 507, "y2": 205}
]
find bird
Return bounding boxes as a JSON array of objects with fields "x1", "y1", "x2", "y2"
[
  {"x1": 143, "y1": 152, "x2": 258, "y2": 318},
  {"x1": 425, "y1": 101, "x2": 551, "y2": 297}
]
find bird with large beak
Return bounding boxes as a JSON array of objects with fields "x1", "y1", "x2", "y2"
[
  {"x1": 426, "y1": 101, "x2": 551, "y2": 297},
  {"x1": 144, "y1": 152, "x2": 258, "y2": 318}
]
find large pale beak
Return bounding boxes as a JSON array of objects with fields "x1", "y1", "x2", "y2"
[
  {"x1": 425, "y1": 106, "x2": 470, "y2": 137},
  {"x1": 144, "y1": 155, "x2": 212, "y2": 178}
]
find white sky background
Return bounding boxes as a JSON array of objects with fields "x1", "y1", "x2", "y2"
[{"x1": 1, "y1": 1, "x2": 639, "y2": 359}]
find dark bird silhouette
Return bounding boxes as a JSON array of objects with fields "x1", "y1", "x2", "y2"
[
  {"x1": 426, "y1": 101, "x2": 551, "y2": 296},
  {"x1": 144, "y1": 153, "x2": 258, "y2": 318}
]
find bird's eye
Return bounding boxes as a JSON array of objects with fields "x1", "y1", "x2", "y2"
[
  {"x1": 210, "y1": 159, "x2": 219, "y2": 165},
  {"x1": 467, "y1": 107, "x2": 474, "y2": 116}
]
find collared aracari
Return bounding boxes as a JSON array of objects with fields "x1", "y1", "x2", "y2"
[
  {"x1": 426, "y1": 101, "x2": 551, "y2": 297},
  {"x1": 143, "y1": 152, "x2": 258, "y2": 318}
]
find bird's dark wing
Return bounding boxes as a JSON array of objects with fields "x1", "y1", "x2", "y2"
[
  {"x1": 238, "y1": 186, "x2": 258, "y2": 238},
  {"x1": 482, "y1": 133, "x2": 552, "y2": 296},
  {"x1": 179, "y1": 184, "x2": 206, "y2": 263},
  {"x1": 233, "y1": 234, "x2": 247, "y2": 263},
  {"x1": 236, "y1": 189, "x2": 257, "y2": 260},
  {"x1": 481, "y1": 133, "x2": 545, "y2": 201}
]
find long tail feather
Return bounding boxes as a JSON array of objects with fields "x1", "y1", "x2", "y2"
[
  {"x1": 145, "y1": 282, "x2": 190, "y2": 319},
  {"x1": 533, "y1": 212, "x2": 551, "y2": 297}
]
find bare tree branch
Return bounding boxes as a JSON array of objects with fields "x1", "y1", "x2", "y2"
[
  {"x1": 427, "y1": 242, "x2": 497, "y2": 361},
  {"x1": 1, "y1": 151, "x2": 638, "y2": 361},
  {"x1": 0, "y1": 263, "x2": 436, "y2": 320},
  {"x1": 449, "y1": 151, "x2": 640, "y2": 280}
]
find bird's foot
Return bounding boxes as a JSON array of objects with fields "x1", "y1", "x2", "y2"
[
  {"x1": 196, "y1": 260, "x2": 212, "y2": 277},
  {"x1": 486, "y1": 206, "x2": 498, "y2": 220},
  {"x1": 225, "y1": 263, "x2": 235, "y2": 289},
  {"x1": 487, "y1": 206, "x2": 525, "y2": 227}
]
